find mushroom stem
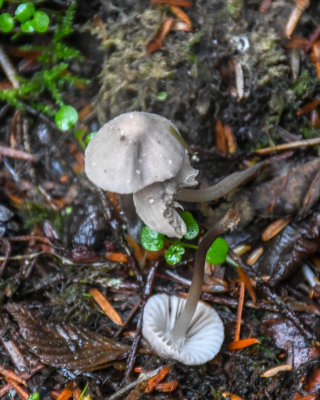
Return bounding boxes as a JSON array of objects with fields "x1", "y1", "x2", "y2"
[
  {"x1": 119, "y1": 194, "x2": 143, "y2": 241},
  {"x1": 170, "y1": 210, "x2": 240, "y2": 341},
  {"x1": 176, "y1": 160, "x2": 269, "y2": 203}
]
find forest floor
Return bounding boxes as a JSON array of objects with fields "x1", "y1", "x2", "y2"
[{"x1": 0, "y1": 0, "x2": 320, "y2": 399}]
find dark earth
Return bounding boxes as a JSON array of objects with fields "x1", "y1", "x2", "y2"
[{"x1": 0, "y1": 0, "x2": 320, "y2": 399}]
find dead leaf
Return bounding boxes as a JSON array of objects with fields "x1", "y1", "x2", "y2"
[{"x1": 6, "y1": 303, "x2": 128, "y2": 372}]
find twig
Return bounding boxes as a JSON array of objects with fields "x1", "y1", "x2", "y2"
[
  {"x1": 114, "y1": 298, "x2": 143, "y2": 338},
  {"x1": 0, "y1": 45, "x2": 20, "y2": 88},
  {"x1": 125, "y1": 261, "x2": 160, "y2": 379},
  {"x1": 0, "y1": 238, "x2": 11, "y2": 277},
  {"x1": 230, "y1": 252, "x2": 317, "y2": 342},
  {"x1": 0, "y1": 145, "x2": 37, "y2": 162},
  {"x1": 254, "y1": 138, "x2": 320, "y2": 154},
  {"x1": 0, "y1": 252, "x2": 43, "y2": 262},
  {"x1": 109, "y1": 366, "x2": 162, "y2": 400},
  {"x1": 234, "y1": 281, "x2": 245, "y2": 341}
]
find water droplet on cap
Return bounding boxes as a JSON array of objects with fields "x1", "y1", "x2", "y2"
[{"x1": 148, "y1": 197, "x2": 155, "y2": 204}]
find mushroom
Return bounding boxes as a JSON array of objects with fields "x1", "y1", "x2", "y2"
[
  {"x1": 85, "y1": 111, "x2": 267, "y2": 238},
  {"x1": 142, "y1": 294, "x2": 224, "y2": 365},
  {"x1": 85, "y1": 111, "x2": 198, "y2": 238},
  {"x1": 142, "y1": 211, "x2": 239, "y2": 365}
]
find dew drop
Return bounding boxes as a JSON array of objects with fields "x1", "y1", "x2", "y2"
[
  {"x1": 148, "y1": 197, "x2": 155, "y2": 204},
  {"x1": 135, "y1": 169, "x2": 141, "y2": 175}
]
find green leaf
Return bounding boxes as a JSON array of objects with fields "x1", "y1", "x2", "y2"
[
  {"x1": 206, "y1": 237, "x2": 229, "y2": 265},
  {"x1": 15, "y1": 3, "x2": 35, "y2": 23},
  {"x1": 0, "y1": 0, "x2": 5, "y2": 10},
  {"x1": 31, "y1": 10, "x2": 49, "y2": 33},
  {"x1": 0, "y1": 13, "x2": 14, "y2": 33},
  {"x1": 140, "y1": 226, "x2": 164, "y2": 251},
  {"x1": 165, "y1": 244, "x2": 185, "y2": 265},
  {"x1": 20, "y1": 20, "x2": 34, "y2": 33},
  {"x1": 180, "y1": 211, "x2": 199, "y2": 240},
  {"x1": 27, "y1": 394, "x2": 40, "y2": 400},
  {"x1": 55, "y1": 105, "x2": 78, "y2": 131}
]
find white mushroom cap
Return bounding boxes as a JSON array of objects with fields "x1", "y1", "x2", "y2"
[
  {"x1": 85, "y1": 111, "x2": 191, "y2": 194},
  {"x1": 142, "y1": 294, "x2": 224, "y2": 365}
]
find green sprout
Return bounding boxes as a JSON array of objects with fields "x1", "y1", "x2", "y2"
[
  {"x1": 55, "y1": 105, "x2": 78, "y2": 131},
  {"x1": 141, "y1": 211, "x2": 230, "y2": 266}
]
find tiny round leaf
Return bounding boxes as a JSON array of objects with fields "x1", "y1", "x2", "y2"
[
  {"x1": 181, "y1": 211, "x2": 199, "y2": 240},
  {"x1": 20, "y1": 20, "x2": 34, "y2": 33},
  {"x1": 141, "y1": 226, "x2": 165, "y2": 251},
  {"x1": 15, "y1": 3, "x2": 35, "y2": 23},
  {"x1": 55, "y1": 105, "x2": 78, "y2": 131},
  {"x1": 31, "y1": 10, "x2": 49, "y2": 33},
  {"x1": 164, "y1": 244, "x2": 185, "y2": 265},
  {"x1": 206, "y1": 237, "x2": 229, "y2": 265},
  {"x1": 0, "y1": 13, "x2": 14, "y2": 33}
]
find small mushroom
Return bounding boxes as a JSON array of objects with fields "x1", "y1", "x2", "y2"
[
  {"x1": 85, "y1": 111, "x2": 198, "y2": 238},
  {"x1": 142, "y1": 211, "x2": 239, "y2": 365},
  {"x1": 142, "y1": 294, "x2": 224, "y2": 365},
  {"x1": 85, "y1": 111, "x2": 268, "y2": 238}
]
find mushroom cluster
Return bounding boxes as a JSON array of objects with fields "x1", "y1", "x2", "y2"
[{"x1": 85, "y1": 111, "x2": 265, "y2": 365}]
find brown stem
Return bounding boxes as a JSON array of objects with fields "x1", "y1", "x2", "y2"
[
  {"x1": 176, "y1": 160, "x2": 269, "y2": 203},
  {"x1": 170, "y1": 210, "x2": 240, "y2": 341}
]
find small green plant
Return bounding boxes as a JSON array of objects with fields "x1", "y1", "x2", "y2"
[
  {"x1": 0, "y1": 2, "x2": 50, "y2": 34},
  {"x1": 140, "y1": 211, "x2": 229, "y2": 265},
  {"x1": 0, "y1": 2, "x2": 87, "y2": 133},
  {"x1": 27, "y1": 393, "x2": 40, "y2": 400}
]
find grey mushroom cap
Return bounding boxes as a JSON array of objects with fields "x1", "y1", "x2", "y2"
[
  {"x1": 142, "y1": 294, "x2": 224, "y2": 366},
  {"x1": 85, "y1": 111, "x2": 189, "y2": 194}
]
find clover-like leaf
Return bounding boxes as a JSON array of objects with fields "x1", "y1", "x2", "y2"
[
  {"x1": 55, "y1": 105, "x2": 78, "y2": 131},
  {"x1": 141, "y1": 226, "x2": 165, "y2": 251},
  {"x1": 206, "y1": 237, "x2": 229, "y2": 265},
  {"x1": 165, "y1": 244, "x2": 185, "y2": 265},
  {"x1": 0, "y1": 13, "x2": 14, "y2": 33},
  {"x1": 15, "y1": 3, "x2": 35, "y2": 23},
  {"x1": 31, "y1": 10, "x2": 50, "y2": 33}
]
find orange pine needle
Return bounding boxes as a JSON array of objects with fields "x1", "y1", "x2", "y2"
[
  {"x1": 311, "y1": 41, "x2": 320, "y2": 77},
  {"x1": 105, "y1": 252, "x2": 128, "y2": 263},
  {"x1": 237, "y1": 267, "x2": 256, "y2": 303},
  {"x1": 151, "y1": 0, "x2": 192, "y2": 7},
  {"x1": 146, "y1": 17, "x2": 174, "y2": 54},
  {"x1": 261, "y1": 217, "x2": 291, "y2": 241},
  {"x1": 170, "y1": 6, "x2": 192, "y2": 29},
  {"x1": 155, "y1": 380, "x2": 179, "y2": 392},
  {"x1": 261, "y1": 364, "x2": 292, "y2": 378},
  {"x1": 215, "y1": 120, "x2": 227, "y2": 154},
  {"x1": 56, "y1": 388, "x2": 73, "y2": 400},
  {"x1": 6, "y1": 380, "x2": 29, "y2": 400},
  {"x1": 222, "y1": 392, "x2": 246, "y2": 400},
  {"x1": 0, "y1": 367, "x2": 27, "y2": 387},
  {"x1": 89, "y1": 288, "x2": 124, "y2": 326},
  {"x1": 228, "y1": 338, "x2": 260, "y2": 351},
  {"x1": 234, "y1": 281, "x2": 245, "y2": 342},
  {"x1": 125, "y1": 235, "x2": 144, "y2": 261},
  {"x1": 145, "y1": 366, "x2": 172, "y2": 393},
  {"x1": 297, "y1": 98, "x2": 320, "y2": 116}
]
